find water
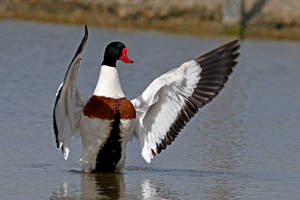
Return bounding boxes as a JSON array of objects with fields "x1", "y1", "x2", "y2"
[{"x1": 0, "y1": 20, "x2": 300, "y2": 200}]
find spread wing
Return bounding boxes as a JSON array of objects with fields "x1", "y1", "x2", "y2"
[
  {"x1": 131, "y1": 40, "x2": 240, "y2": 163},
  {"x1": 53, "y1": 26, "x2": 88, "y2": 160}
]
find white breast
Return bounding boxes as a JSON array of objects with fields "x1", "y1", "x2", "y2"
[{"x1": 93, "y1": 65, "x2": 125, "y2": 98}]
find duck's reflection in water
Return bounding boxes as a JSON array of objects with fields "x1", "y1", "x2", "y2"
[
  {"x1": 141, "y1": 179, "x2": 156, "y2": 199},
  {"x1": 51, "y1": 171, "x2": 180, "y2": 200},
  {"x1": 141, "y1": 179, "x2": 168, "y2": 200},
  {"x1": 141, "y1": 178, "x2": 180, "y2": 200},
  {"x1": 51, "y1": 173, "x2": 125, "y2": 200},
  {"x1": 81, "y1": 173, "x2": 125, "y2": 199}
]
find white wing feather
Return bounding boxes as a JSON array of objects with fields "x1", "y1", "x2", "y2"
[
  {"x1": 131, "y1": 40, "x2": 240, "y2": 163},
  {"x1": 53, "y1": 26, "x2": 88, "y2": 160},
  {"x1": 132, "y1": 61, "x2": 201, "y2": 162}
]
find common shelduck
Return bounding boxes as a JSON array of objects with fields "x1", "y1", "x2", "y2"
[{"x1": 53, "y1": 26, "x2": 240, "y2": 173}]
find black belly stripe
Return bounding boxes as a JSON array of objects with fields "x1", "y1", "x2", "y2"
[{"x1": 92, "y1": 111, "x2": 122, "y2": 172}]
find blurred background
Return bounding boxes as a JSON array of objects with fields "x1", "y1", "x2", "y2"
[
  {"x1": 1, "y1": 0, "x2": 300, "y2": 40},
  {"x1": 0, "y1": 1, "x2": 300, "y2": 200}
]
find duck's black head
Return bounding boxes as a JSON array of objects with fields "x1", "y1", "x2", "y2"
[{"x1": 102, "y1": 41, "x2": 133, "y2": 67}]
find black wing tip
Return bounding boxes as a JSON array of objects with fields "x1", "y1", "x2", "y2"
[
  {"x1": 53, "y1": 86, "x2": 63, "y2": 149},
  {"x1": 193, "y1": 39, "x2": 241, "y2": 108},
  {"x1": 150, "y1": 39, "x2": 241, "y2": 158},
  {"x1": 195, "y1": 39, "x2": 240, "y2": 63},
  {"x1": 220, "y1": 39, "x2": 240, "y2": 52},
  {"x1": 53, "y1": 112, "x2": 60, "y2": 148},
  {"x1": 67, "y1": 24, "x2": 88, "y2": 67},
  {"x1": 53, "y1": 119, "x2": 60, "y2": 148},
  {"x1": 77, "y1": 24, "x2": 89, "y2": 53},
  {"x1": 84, "y1": 25, "x2": 88, "y2": 38},
  {"x1": 233, "y1": 52, "x2": 240, "y2": 59},
  {"x1": 82, "y1": 25, "x2": 88, "y2": 46},
  {"x1": 213, "y1": 39, "x2": 240, "y2": 51},
  {"x1": 229, "y1": 39, "x2": 239, "y2": 45},
  {"x1": 224, "y1": 39, "x2": 240, "y2": 48}
]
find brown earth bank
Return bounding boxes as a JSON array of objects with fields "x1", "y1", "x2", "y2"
[{"x1": 1, "y1": 0, "x2": 300, "y2": 40}]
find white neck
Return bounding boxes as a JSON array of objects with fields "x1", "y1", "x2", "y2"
[{"x1": 93, "y1": 65, "x2": 125, "y2": 98}]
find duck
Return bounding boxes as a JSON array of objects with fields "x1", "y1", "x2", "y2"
[{"x1": 53, "y1": 25, "x2": 240, "y2": 173}]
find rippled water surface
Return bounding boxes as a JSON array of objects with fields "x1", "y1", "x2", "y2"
[{"x1": 0, "y1": 20, "x2": 300, "y2": 200}]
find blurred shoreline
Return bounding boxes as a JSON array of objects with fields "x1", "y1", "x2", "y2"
[{"x1": 1, "y1": 0, "x2": 300, "y2": 41}]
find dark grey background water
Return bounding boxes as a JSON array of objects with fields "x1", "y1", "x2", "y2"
[{"x1": 0, "y1": 20, "x2": 300, "y2": 200}]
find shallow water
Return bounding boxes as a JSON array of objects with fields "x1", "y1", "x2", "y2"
[{"x1": 0, "y1": 20, "x2": 300, "y2": 200}]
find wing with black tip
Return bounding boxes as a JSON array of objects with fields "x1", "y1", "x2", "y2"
[
  {"x1": 53, "y1": 26, "x2": 88, "y2": 160},
  {"x1": 131, "y1": 40, "x2": 240, "y2": 163}
]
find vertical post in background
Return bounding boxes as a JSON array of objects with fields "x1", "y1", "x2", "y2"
[{"x1": 222, "y1": 0, "x2": 243, "y2": 25}]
